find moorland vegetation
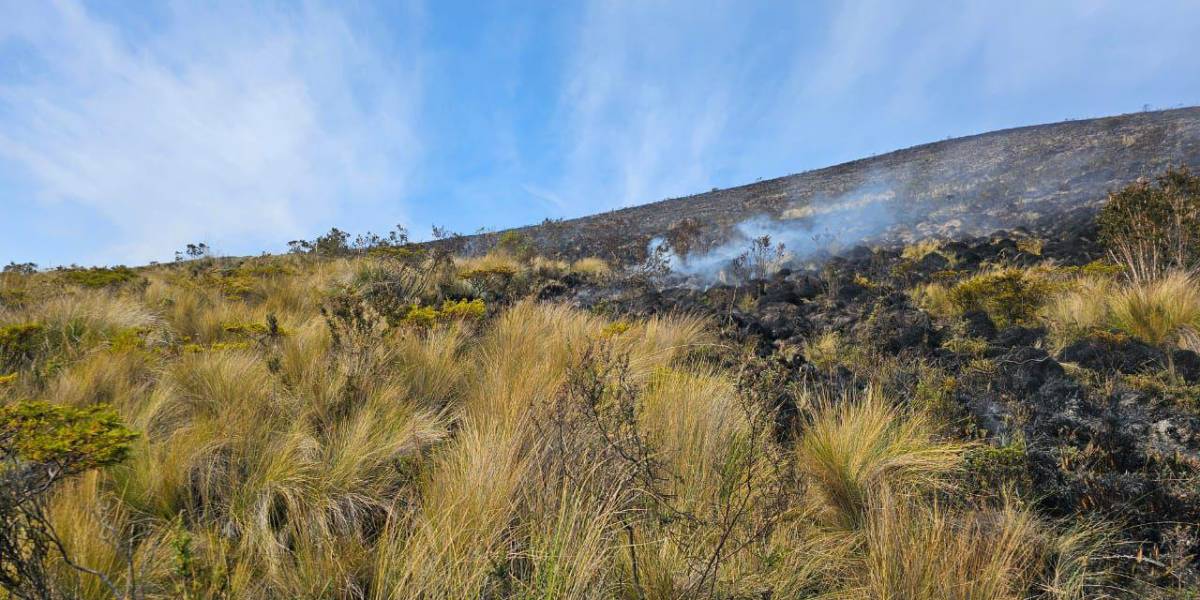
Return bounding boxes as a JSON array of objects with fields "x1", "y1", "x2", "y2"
[{"x1": 3, "y1": 169, "x2": 1200, "y2": 598}]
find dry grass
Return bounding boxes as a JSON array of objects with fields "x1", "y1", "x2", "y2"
[
  {"x1": 0, "y1": 253, "x2": 1116, "y2": 599},
  {"x1": 1107, "y1": 270, "x2": 1200, "y2": 350},
  {"x1": 901, "y1": 238, "x2": 944, "y2": 261},
  {"x1": 571, "y1": 257, "x2": 612, "y2": 279},
  {"x1": 1044, "y1": 275, "x2": 1115, "y2": 347},
  {"x1": 796, "y1": 388, "x2": 967, "y2": 530}
]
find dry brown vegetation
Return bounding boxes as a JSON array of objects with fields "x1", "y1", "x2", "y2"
[{"x1": 0, "y1": 248, "x2": 1123, "y2": 600}]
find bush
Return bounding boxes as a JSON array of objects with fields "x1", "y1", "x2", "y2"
[
  {"x1": 400, "y1": 299, "x2": 487, "y2": 327},
  {"x1": 730, "y1": 235, "x2": 788, "y2": 282},
  {"x1": 495, "y1": 231, "x2": 535, "y2": 262},
  {"x1": 61, "y1": 266, "x2": 139, "y2": 288},
  {"x1": 570, "y1": 257, "x2": 611, "y2": 279},
  {"x1": 947, "y1": 268, "x2": 1054, "y2": 329},
  {"x1": 1098, "y1": 167, "x2": 1200, "y2": 282},
  {"x1": 0, "y1": 323, "x2": 45, "y2": 371}
]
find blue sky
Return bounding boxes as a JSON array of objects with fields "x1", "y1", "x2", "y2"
[{"x1": 2, "y1": 1, "x2": 1200, "y2": 267}]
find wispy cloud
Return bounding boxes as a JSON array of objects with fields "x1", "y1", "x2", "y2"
[
  {"x1": 549, "y1": 0, "x2": 1200, "y2": 220},
  {"x1": 0, "y1": 0, "x2": 422, "y2": 265},
  {"x1": 553, "y1": 1, "x2": 754, "y2": 212}
]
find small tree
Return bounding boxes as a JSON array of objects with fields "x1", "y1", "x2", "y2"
[
  {"x1": 2, "y1": 263, "x2": 37, "y2": 275},
  {"x1": 312, "y1": 228, "x2": 351, "y2": 257},
  {"x1": 352, "y1": 224, "x2": 410, "y2": 250},
  {"x1": 1098, "y1": 167, "x2": 1200, "y2": 282}
]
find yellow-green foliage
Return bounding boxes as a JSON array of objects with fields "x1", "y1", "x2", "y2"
[
  {"x1": 495, "y1": 230, "x2": 535, "y2": 260},
  {"x1": 942, "y1": 335, "x2": 989, "y2": 358},
  {"x1": 1016, "y1": 237, "x2": 1044, "y2": 256},
  {"x1": 0, "y1": 322, "x2": 45, "y2": 368},
  {"x1": 437, "y1": 298, "x2": 486, "y2": 320},
  {"x1": 457, "y1": 253, "x2": 520, "y2": 279},
  {"x1": 107, "y1": 327, "x2": 147, "y2": 353},
  {"x1": 911, "y1": 281, "x2": 956, "y2": 320},
  {"x1": 948, "y1": 268, "x2": 1052, "y2": 327},
  {"x1": 599, "y1": 320, "x2": 632, "y2": 338},
  {"x1": 1080, "y1": 259, "x2": 1123, "y2": 278},
  {"x1": 0, "y1": 401, "x2": 137, "y2": 471},
  {"x1": 947, "y1": 267, "x2": 1056, "y2": 328},
  {"x1": 61, "y1": 266, "x2": 139, "y2": 288},
  {"x1": 400, "y1": 299, "x2": 487, "y2": 327},
  {"x1": 901, "y1": 238, "x2": 944, "y2": 261}
]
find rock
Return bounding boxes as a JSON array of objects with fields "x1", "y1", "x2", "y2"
[
  {"x1": 1059, "y1": 335, "x2": 1163, "y2": 374},
  {"x1": 962, "y1": 310, "x2": 997, "y2": 339},
  {"x1": 536, "y1": 280, "x2": 569, "y2": 300},
  {"x1": 992, "y1": 326, "x2": 1045, "y2": 348},
  {"x1": 997, "y1": 346, "x2": 1065, "y2": 395},
  {"x1": 703, "y1": 285, "x2": 738, "y2": 307},
  {"x1": 1174, "y1": 349, "x2": 1200, "y2": 383},
  {"x1": 860, "y1": 307, "x2": 939, "y2": 353},
  {"x1": 758, "y1": 282, "x2": 799, "y2": 306},
  {"x1": 914, "y1": 251, "x2": 950, "y2": 274},
  {"x1": 756, "y1": 302, "x2": 808, "y2": 340},
  {"x1": 835, "y1": 280, "x2": 868, "y2": 303},
  {"x1": 787, "y1": 274, "x2": 822, "y2": 300}
]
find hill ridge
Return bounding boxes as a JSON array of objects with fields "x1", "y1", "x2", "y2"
[{"x1": 443, "y1": 106, "x2": 1200, "y2": 262}]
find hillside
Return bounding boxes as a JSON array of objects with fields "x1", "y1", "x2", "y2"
[{"x1": 447, "y1": 107, "x2": 1200, "y2": 263}]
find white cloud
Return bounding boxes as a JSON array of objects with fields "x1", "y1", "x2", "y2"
[
  {"x1": 0, "y1": 0, "x2": 422, "y2": 264},
  {"x1": 550, "y1": 0, "x2": 1200, "y2": 219},
  {"x1": 554, "y1": 1, "x2": 749, "y2": 212}
]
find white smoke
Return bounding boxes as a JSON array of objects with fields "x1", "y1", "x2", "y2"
[{"x1": 658, "y1": 185, "x2": 903, "y2": 282}]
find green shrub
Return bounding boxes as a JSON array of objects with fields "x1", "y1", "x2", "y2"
[
  {"x1": 947, "y1": 268, "x2": 1054, "y2": 328},
  {"x1": 962, "y1": 437, "x2": 1033, "y2": 497},
  {"x1": 0, "y1": 323, "x2": 45, "y2": 370},
  {"x1": 401, "y1": 305, "x2": 440, "y2": 328},
  {"x1": 495, "y1": 231, "x2": 535, "y2": 261},
  {"x1": 1, "y1": 401, "x2": 137, "y2": 597},
  {"x1": 1098, "y1": 167, "x2": 1200, "y2": 282},
  {"x1": 438, "y1": 299, "x2": 486, "y2": 321},
  {"x1": 1, "y1": 401, "x2": 137, "y2": 469},
  {"x1": 400, "y1": 299, "x2": 487, "y2": 328},
  {"x1": 61, "y1": 266, "x2": 139, "y2": 288}
]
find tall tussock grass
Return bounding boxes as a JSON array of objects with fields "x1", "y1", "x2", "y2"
[{"x1": 0, "y1": 255, "x2": 1116, "y2": 599}]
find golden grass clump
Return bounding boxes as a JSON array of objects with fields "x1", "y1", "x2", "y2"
[
  {"x1": 796, "y1": 388, "x2": 967, "y2": 530},
  {"x1": 1107, "y1": 270, "x2": 1200, "y2": 350},
  {"x1": 901, "y1": 238, "x2": 944, "y2": 261},
  {"x1": 1043, "y1": 274, "x2": 1114, "y2": 347},
  {"x1": 571, "y1": 257, "x2": 612, "y2": 278}
]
